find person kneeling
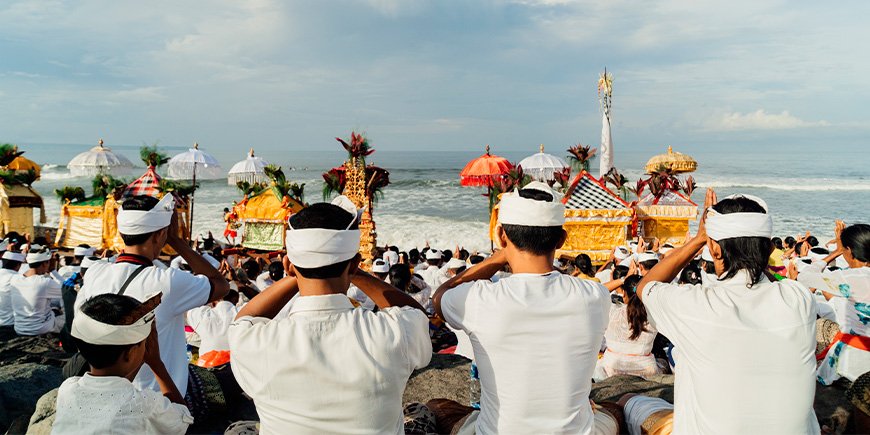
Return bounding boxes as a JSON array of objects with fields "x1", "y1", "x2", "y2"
[{"x1": 53, "y1": 293, "x2": 192, "y2": 434}]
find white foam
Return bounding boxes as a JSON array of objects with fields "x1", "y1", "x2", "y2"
[{"x1": 698, "y1": 179, "x2": 870, "y2": 192}]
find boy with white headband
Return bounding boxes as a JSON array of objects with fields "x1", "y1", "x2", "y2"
[
  {"x1": 0, "y1": 250, "x2": 26, "y2": 328},
  {"x1": 58, "y1": 244, "x2": 95, "y2": 279},
  {"x1": 10, "y1": 249, "x2": 64, "y2": 336},
  {"x1": 636, "y1": 189, "x2": 819, "y2": 434},
  {"x1": 54, "y1": 293, "x2": 192, "y2": 434},
  {"x1": 432, "y1": 182, "x2": 614, "y2": 434},
  {"x1": 77, "y1": 194, "x2": 230, "y2": 397},
  {"x1": 418, "y1": 249, "x2": 449, "y2": 289},
  {"x1": 228, "y1": 197, "x2": 431, "y2": 434}
]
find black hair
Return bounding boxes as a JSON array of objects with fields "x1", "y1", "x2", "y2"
[
  {"x1": 74, "y1": 294, "x2": 143, "y2": 369},
  {"x1": 806, "y1": 236, "x2": 819, "y2": 247},
  {"x1": 442, "y1": 250, "x2": 453, "y2": 261},
  {"x1": 784, "y1": 236, "x2": 796, "y2": 249},
  {"x1": 611, "y1": 265, "x2": 630, "y2": 281},
  {"x1": 33, "y1": 236, "x2": 49, "y2": 247},
  {"x1": 211, "y1": 247, "x2": 223, "y2": 262},
  {"x1": 679, "y1": 262, "x2": 703, "y2": 285},
  {"x1": 2, "y1": 258, "x2": 22, "y2": 270},
  {"x1": 639, "y1": 259, "x2": 659, "y2": 271},
  {"x1": 288, "y1": 203, "x2": 359, "y2": 279},
  {"x1": 841, "y1": 223, "x2": 870, "y2": 263},
  {"x1": 224, "y1": 289, "x2": 239, "y2": 304},
  {"x1": 458, "y1": 249, "x2": 469, "y2": 261},
  {"x1": 75, "y1": 244, "x2": 91, "y2": 259},
  {"x1": 241, "y1": 259, "x2": 261, "y2": 279},
  {"x1": 268, "y1": 261, "x2": 285, "y2": 281},
  {"x1": 389, "y1": 263, "x2": 412, "y2": 292},
  {"x1": 810, "y1": 247, "x2": 829, "y2": 257},
  {"x1": 408, "y1": 249, "x2": 420, "y2": 264},
  {"x1": 573, "y1": 253, "x2": 595, "y2": 276},
  {"x1": 621, "y1": 275, "x2": 648, "y2": 340},
  {"x1": 500, "y1": 188, "x2": 565, "y2": 255},
  {"x1": 771, "y1": 237, "x2": 783, "y2": 250},
  {"x1": 119, "y1": 196, "x2": 161, "y2": 246},
  {"x1": 28, "y1": 260, "x2": 48, "y2": 269},
  {"x1": 399, "y1": 252, "x2": 409, "y2": 264},
  {"x1": 468, "y1": 255, "x2": 484, "y2": 265},
  {"x1": 700, "y1": 258, "x2": 716, "y2": 274},
  {"x1": 4, "y1": 231, "x2": 22, "y2": 244},
  {"x1": 711, "y1": 197, "x2": 773, "y2": 286},
  {"x1": 388, "y1": 246, "x2": 399, "y2": 254},
  {"x1": 426, "y1": 258, "x2": 441, "y2": 266}
]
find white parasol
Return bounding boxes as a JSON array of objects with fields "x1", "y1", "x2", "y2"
[
  {"x1": 67, "y1": 139, "x2": 134, "y2": 177},
  {"x1": 166, "y1": 142, "x2": 223, "y2": 235},
  {"x1": 227, "y1": 148, "x2": 270, "y2": 185},
  {"x1": 166, "y1": 142, "x2": 223, "y2": 181},
  {"x1": 517, "y1": 144, "x2": 570, "y2": 182}
]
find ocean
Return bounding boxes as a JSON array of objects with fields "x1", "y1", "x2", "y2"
[{"x1": 20, "y1": 143, "x2": 870, "y2": 253}]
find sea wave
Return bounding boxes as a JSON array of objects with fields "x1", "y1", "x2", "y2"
[{"x1": 698, "y1": 180, "x2": 870, "y2": 191}]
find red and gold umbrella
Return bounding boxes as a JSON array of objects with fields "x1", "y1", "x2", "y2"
[{"x1": 460, "y1": 145, "x2": 513, "y2": 187}]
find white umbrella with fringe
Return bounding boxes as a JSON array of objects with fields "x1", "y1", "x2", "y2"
[
  {"x1": 227, "y1": 148, "x2": 270, "y2": 185},
  {"x1": 517, "y1": 144, "x2": 570, "y2": 182},
  {"x1": 166, "y1": 142, "x2": 223, "y2": 235},
  {"x1": 67, "y1": 139, "x2": 134, "y2": 177}
]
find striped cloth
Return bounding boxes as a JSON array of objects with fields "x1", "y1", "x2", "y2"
[{"x1": 122, "y1": 166, "x2": 162, "y2": 199}]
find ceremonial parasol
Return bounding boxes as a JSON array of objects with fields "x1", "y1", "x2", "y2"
[
  {"x1": 227, "y1": 148, "x2": 270, "y2": 185},
  {"x1": 67, "y1": 139, "x2": 134, "y2": 177},
  {"x1": 460, "y1": 145, "x2": 513, "y2": 187},
  {"x1": 644, "y1": 146, "x2": 697, "y2": 174},
  {"x1": 517, "y1": 144, "x2": 570, "y2": 182},
  {"x1": 167, "y1": 142, "x2": 223, "y2": 234},
  {"x1": 6, "y1": 155, "x2": 41, "y2": 180}
]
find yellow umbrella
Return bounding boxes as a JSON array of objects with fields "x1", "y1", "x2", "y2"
[
  {"x1": 6, "y1": 155, "x2": 41, "y2": 179},
  {"x1": 644, "y1": 146, "x2": 697, "y2": 174}
]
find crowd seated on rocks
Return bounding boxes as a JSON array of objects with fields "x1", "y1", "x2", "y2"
[{"x1": 1, "y1": 186, "x2": 869, "y2": 434}]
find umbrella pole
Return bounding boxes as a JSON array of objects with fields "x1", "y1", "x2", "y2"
[
  {"x1": 189, "y1": 163, "x2": 196, "y2": 242},
  {"x1": 489, "y1": 186, "x2": 494, "y2": 253}
]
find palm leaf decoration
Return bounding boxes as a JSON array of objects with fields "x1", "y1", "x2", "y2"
[
  {"x1": 681, "y1": 175, "x2": 697, "y2": 198},
  {"x1": 236, "y1": 180, "x2": 267, "y2": 197},
  {"x1": 321, "y1": 167, "x2": 346, "y2": 201},
  {"x1": 566, "y1": 144, "x2": 597, "y2": 173},
  {"x1": 602, "y1": 167, "x2": 631, "y2": 200},
  {"x1": 263, "y1": 164, "x2": 286, "y2": 185},
  {"x1": 55, "y1": 186, "x2": 86, "y2": 203},
  {"x1": 0, "y1": 168, "x2": 39, "y2": 186},
  {"x1": 92, "y1": 174, "x2": 128, "y2": 198},
  {"x1": 488, "y1": 165, "x2": 532, "y2": 211},
  {"x1": 159, "y1": 179, "x2": 197, "y2": 197},
  {"x1": 288, "y1": 182, "x2": 305, "y2": 203},
  {"x1": 336, "y1": 132, "x2": 375, "y2": 162},
  {"x1": 0, "y1": 144, "x2": 25, "y2": 167},
  {"x1": 364, "y1": 165, "x2": 390, "y2": 204},
  {"x1": 637, "y1": 165, "x2": 681, "y2": 198},
  {"x1": 140, "y1": 144, "x2": 170, "y2": 168}
]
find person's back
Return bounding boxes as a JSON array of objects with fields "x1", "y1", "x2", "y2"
[
  {"x1": 11, "y1": 251, "x2": 63, "y2": 336},
  {"x1": 638, "y1": 191, "x2": 819, "y2": 434},
  {"x1": 449, "y1": 273, "x2": 608, "y2": 432},
  {"x1": 0, "y1": 265, "x2": 21, "y2": 327}
]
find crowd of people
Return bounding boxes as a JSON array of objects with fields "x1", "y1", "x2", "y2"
[{"x1": 0, "y1": 184, "x2": 868, "y2": 434}]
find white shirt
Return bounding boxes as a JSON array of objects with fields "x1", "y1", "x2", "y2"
[
  {"x1": 228, "y1": 294, "x2": 432, "y2": 435},
  {"x1": 0, "y1": 268, "x2": 19, "y2": 326},
  {"x1": 186, "y1": 301, "x2": 237, "y2": 355},
  {"x1": 643, "y1": 270, "x2": 819, "y2": 434},
  {"x1": 58, "y1": 265, "x2": 81, "y2": 280},
  {"x1": 595, "y1": 268, "x2": 613, "y2": 284},
  {"x1": 52, "y1": 374, "x2": 193, "y2": 435},
  {"x1": 440, "y1": 272, "x2": 610, "y2": 434},
  {"x1": 77, "y1": 260, "x2": 211, "y2": 396},
  {"x1": 346, "y1": 284, "x2": 376, "y2": 310},
  {"x1": 10, "y1": 273, "x2": 63, "y2": 335},
  {"x1": 416, "y1": 265, "x2": 448, "y2": 290}
]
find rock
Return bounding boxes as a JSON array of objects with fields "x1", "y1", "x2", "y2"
[
  {"x1": 814, "y1": 380, "x2": 854, "y2": 434},
  {"x1": 0, "y1": 363, "x2": 62, "y2": 433},
  {"x1": 590, "y1": 375, "x2": 675, "y2": 403},
  {"x1": 403, "y1": 353, "x2": 471, "y2": 405},
  {"x1": 0, "y1": 328, "x2": 69, "y2": 367},
  {"x1": 26, "y1": 388, "x2": 58, "y2": 435}
]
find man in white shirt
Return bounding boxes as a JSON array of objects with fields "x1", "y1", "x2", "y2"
[
  {"x1": 433, "y1": 182, "x2": 613, "y2": 434},
  {"x1": 11, "y1": 250, "x2": 64, "y2": 336},
  {"x1": 254, "y1": 260, "x2": 283, "y2": 290},
  {"x1": 186, "y1": 290, "x2": 239, "y2": 368},
  {"x1": 76, "y1": 194, "x2": 229, "y2": 396},
  {"x1": 637, "y1": 190, "x2": 820, "y2": 434},
  {"x1": 58, "y1": 244, "x2": 95, "y2": 279},
  {"x1": 417, "y1": 249, "x2": 449, "y2": 290},
  {"x1": 0, "y1": 250, "x2": 25, "y2": 327},
  {"x1": 228, "y1": 197, "x2": 431, "y2": 434}
]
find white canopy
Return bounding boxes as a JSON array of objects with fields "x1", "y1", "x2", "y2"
[
  {"x1": 517, "y1": 145, "x2": 570, "y2": 182},
  {"x1": 67, "y1": 139, "x2": 134, "y2": 177},
  {"x1": 166, "y1": 142, "x2": 223, "y2": 180},
  {"x1": 227, "y1": 148, "x2": 270, "y2": 185}
]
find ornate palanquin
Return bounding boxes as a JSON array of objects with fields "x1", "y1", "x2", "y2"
[
  {"x1": 234, "y1": 188, "x2": 304, "y2": 251},
  {"x1": 0, "y1": 184, "x2": 46, "y2": 238},
  {"x1": 635, "y1": 190, "x2": 698, "y2": 246}
]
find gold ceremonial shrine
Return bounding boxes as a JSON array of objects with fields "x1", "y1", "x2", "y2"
[{"x1": 342, "y1": 157, "x2": 377, "y2": 270}]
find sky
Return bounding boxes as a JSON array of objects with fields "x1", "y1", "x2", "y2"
[{"x1": 1, "y1": 0, "x2": 868, "y2": 154}]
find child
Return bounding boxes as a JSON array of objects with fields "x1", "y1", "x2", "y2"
[{"x1": 53, "y1": 293, "x2": 193, "y2": 434}]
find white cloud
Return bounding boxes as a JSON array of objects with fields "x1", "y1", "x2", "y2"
[
  {"x1": 111, "y1": 87, "x2": 167, "y2": 103},
  {"x1": 708, "y1": 110, "x2": 830, "y2": 131}
]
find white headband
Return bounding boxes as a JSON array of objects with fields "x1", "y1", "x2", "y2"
[
  {"x1": 0, "y1": 240, "x2": 8, "y2": 252},
  {"x1": 285, "y1": 196, "x2": 360, "y2": 269},
  {"x1": 705, "y1": 194, "x2": 773, "y2": 241},
  {"x1": 425, "y1": 250, "x2": 442, "y2": 260},
  {"x1": 117, "y1": 194, "x2": 176, "y2": 235},
  {"x1": 613, "y1": 247, "x2": 630, "y2": 261},
  {"x1": 2, "y1": 251, "x2": 25, "y2": 262},
  {"x1": 71, "y1": 300, "x2": 157, "y2": 345},
  {"x1": 808, "y1": 248, "x2": 829, "y2": 262},
  {"x1": 371, "y1": 260, "x2": 390, "y2": 273},
  {"x1": 498, "y1": 181, "x2": 565, "y2": 227},
  {"x1": 636, "y1": 252, "x2": 659, "y2": 263},
  {"x1": 74, "y1": 247, "x2": 96, "y2": 257},
  {"x1": 446, "y1": 258, "x2": 466, "y2": 269},
  {"x1": 700, "y1": 246, "x2": 714, "y2": 262},
  {"x1": 80, "y1": 256, "x2": 101, "y2": 269},
  {"x1": 26, "y1": 250, "x2": 51, "y2": 264}
]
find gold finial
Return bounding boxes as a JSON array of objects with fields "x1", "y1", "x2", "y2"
[
  {"x1": 539, "y1": 144, "x2": 544, "y2": 153},
  {"x1": 194, "y1": 142, "x2": 199, "y2": 149},
  {"x1": 485, "y1": 144, "x2": 490, "y2": 155},
  {"x1": 98, "y1": 138, "x2": 104, "y2": 148},
  {"x1": 667, "y1": 145, "x2": 673, "y2": 154},
  {"x1": 249, "y1": 148, "x2": 254, "y2": 157}
]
